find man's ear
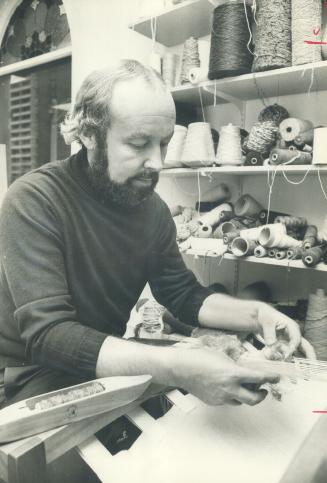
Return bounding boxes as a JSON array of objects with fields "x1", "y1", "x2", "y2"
[{"x1": 80, "y1": 132, "x2": 96, "y2": 150}]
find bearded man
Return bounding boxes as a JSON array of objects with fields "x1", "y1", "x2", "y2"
[{"x1": 0, "y1": 59, "x2": 311, "y2": 411}]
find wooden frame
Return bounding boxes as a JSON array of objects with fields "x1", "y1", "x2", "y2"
[{"x1": 1, "y1": 389, "x2": 327, "y2": 483}]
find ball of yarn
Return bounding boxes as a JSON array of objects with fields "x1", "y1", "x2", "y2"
[
  {"x1": 292, "y1": 0, "x2": 322, "y2": 66},
  {"x1": 252, "y1": 0, "x2": 292, "y2": 72},
  {"x1": 208, "y1": 2, "x2": 253, "y2": 80},
  {"x1": 258, "y1": 104, "x2": 290, "y2": 125},
  {"x1": 247, "y1": 121, "x2": 278, "y2": 154},
  {"x1": 180, "y1": 36, "x2": 200, "y2": 85}
]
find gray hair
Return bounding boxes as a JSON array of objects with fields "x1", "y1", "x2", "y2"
[{"x1": 61, "y1": 59, "x2": 166, "y2": 145}]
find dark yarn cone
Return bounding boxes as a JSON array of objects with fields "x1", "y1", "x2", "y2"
[{"x1": 208, "y1": 2, "x2": 253, "y2": 80}]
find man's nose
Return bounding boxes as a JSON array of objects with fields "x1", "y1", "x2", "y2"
[{"x1": 144, "y1": 146, "x2": 163, "y2": 172}]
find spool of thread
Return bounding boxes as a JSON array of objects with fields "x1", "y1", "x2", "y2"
[
  {"x1": 219, "y1": 210, "x2": 234, "y2": 223},
  {"x1": 294, "y1": 131, "x2": 314, "y2": 146},
  {"x1": 254, "y1": 245, "x2": 268, "y2": 258},
  {"x1": 258, "y1": 104, "x2": 290, "y2": 125},
  {"x1": 202, "y1": 182, "x2": 231, "y2": 203},
  {"x1": 259, "y1": 223, "x2": 299, "y2": 248},
  {"x1": 239, "y1": 226, "x2": 263, "y2": 242},
  {"x1": 182, "y1": 122, "x2": 215, "y2": 166},
  {"x1": 269, "y1": 148, "x2": 312, "y2": 166},
  {"x1": 279, "y1": 118, "x2": 314, "y2": 142},
  {"x1": 208, "y1": 2, "x2": 253, "y2": 80},
  {"x1": 244, "y1": 151, "x2": 265, "y2": 166},
  {"x1": 216, "y1": 124, "x2": 243, "y2": 166},
  {"x1": 247, "y1": 122, "x2": 278, "y2": 154},
  {"x1": 162, "y1": 53, "x2": 179, "y2": 88},
  {"x1": 274, "y1": 216, "x2": 307, "y2": 230},
  {"x1": 180, "y1": 36, "x2": 200, "y2": 85},
  {"x1": 259, "y1": 209, "x2": 288, "y2": 224},
  {"x1": 234, "y1": 194, "x2": 263, "y2": 218},
  {"x1": 287, "y1": 246, "x2": 305, "y2": 260},
  {"x1": 304, "y1": 289, "x2": 327, "y2": 360},
  {"x1": 292, "y1": 0, "x2": 322, "y2": 66},
  {"x1": 148, "y1": 52, "x2": 161, "y2": 74},
  {"x1": 164, "y1": 125, "x2": 187, "y2": 168},
  {"x1": 231, "y1": 237, "x2": 257, "y2": 257},
  {"x1": 238, "y1": 281, "x2": 271, "y2": 302},
  {"x1": 223, "y1": 230, "x2": 240, "y2": 244},
  {"x1": 221, "y1": 219, "x2": 245, "y2": 235},
  {"x1": 275, "y1": 250, "x2": 287, "y2": 260},
  {"x1": 252, "y1": 0, "x2": 292, "y2": 72},
  {"x1": 303, "y1": 225, "x2": 318, "y2": 249},
  {"x1": 195, "y1": 201, "x2": 221, "y2": 212},
  {"x1": 312, "y1": 128, "x2": 327, "y2": 165},
  {"x1": 188, "y1": 68, "x2": 208, "y2": 84},
  {"x1": 268, "y1": 248, "x2": 278, "y2": 258},
  {"x1": 197, "y1": 224, "x2": 213, "y2": 239},
  {"x1": 198, "y1": 203, "x2": 233, "y2": 227},
  {"x1": 302, "y1": 245, "x2": 327, "y2": 267},
  {"x1": 198, "y1": 39, "x2": 210, "y2": 73},
  {"x1": 302, "y1": 144, "x2": 313, "y2": 153}
]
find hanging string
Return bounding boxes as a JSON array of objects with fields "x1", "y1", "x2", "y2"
[
  {"x1": 242, "y1": 0, "x2": 255, "y2": 55},
  {"x1": 150, "y1": 16, "x2": 157, "y2": 52},
  {"x1": 282, "y1": 164, "x2": 312, "y2": 185},
  {"x1": 197, "y1": 170, "x2": 201, "y2": 217},
  {"x1": 198, "y1": 86, "x2": 206, "y2": 122},
  {"x1": 318, "y1": 168, "x2": 327, "y2": 202}
]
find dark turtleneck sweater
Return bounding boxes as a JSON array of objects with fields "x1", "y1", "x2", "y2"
[{"x1": 0, "y1": 148, "x2": 212, "y2": 380}]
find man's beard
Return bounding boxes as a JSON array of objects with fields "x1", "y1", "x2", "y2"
[{"x1": 86, "y1": 142, "x2": 159, "y2": 207}]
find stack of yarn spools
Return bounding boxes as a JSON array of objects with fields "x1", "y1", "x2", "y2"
[
  {"x1": 206, "y1": 0, "x2": 324, "y2": 82},
  {"x1": 170, "y1": 187, "x2": 327, "y2": 267}
]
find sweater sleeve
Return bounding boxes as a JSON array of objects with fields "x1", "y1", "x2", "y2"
[
  {"x1": 0, "y1": 178, "x2": 107, "y2": 378},
  {"x1": 148, "y1": 199, "x2": 214, "y2": 326}
]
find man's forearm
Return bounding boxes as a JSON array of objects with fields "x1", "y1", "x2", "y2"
[
  {"x1": 198, "y1": 293, "x2": 261, "y2": 333},
  {"x1": 96, "y1": 336, "x2": 177, "y2": 386}
]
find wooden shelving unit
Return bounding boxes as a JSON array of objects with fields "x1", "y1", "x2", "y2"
[
  {"x1": 130, "y1": 0, "x2": 213, "y2": 47},
  {"x1": 171, "y1": 61, "x2": 327, "y2": 106},
  {"x1": 185, "y1": 250, "x2": 327, "y2": 272},
  {"x1": 161, "y1": 165, "x2": 327, "y2": 177},
  {"x1": 132, "y1": 1, "x2": 327, "y2": 278}
]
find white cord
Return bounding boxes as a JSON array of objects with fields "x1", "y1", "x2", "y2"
[
  {"x1": 197, "y1": 170, "x2": 201, "y2": 217},
  {"x1": 243, "y1": 0, "x2": 255, "y2": 55},
  {"x1": 198, "y1": 86, "x2": 206, "y2": 122},
  {"x1": 318, "y1": 167, "x2": 327, "y2": 202}
]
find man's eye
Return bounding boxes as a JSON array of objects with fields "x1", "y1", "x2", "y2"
[{"x1": 129, "y1": 142, "x2": 147, "y2": 149}]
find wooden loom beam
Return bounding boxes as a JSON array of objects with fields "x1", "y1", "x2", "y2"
[{"x1": 0, "y1": 384, "x2": 163, "y2": 483}]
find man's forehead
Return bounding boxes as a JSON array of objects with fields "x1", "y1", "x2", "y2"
[{"x1": 110, "y1": 77, "x2": 175, "y2": 119}]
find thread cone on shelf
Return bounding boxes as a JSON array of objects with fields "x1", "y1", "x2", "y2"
[
  {"x1": 181, "y1": 122, "x2": 216, "y2": 167},
  {"x1": 164, "y1": 125, "x2": 187, "y2": 168}
]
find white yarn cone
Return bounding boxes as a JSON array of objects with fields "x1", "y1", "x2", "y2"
[{"x1": 182, "y1": 122, "x2": 215, "y2": 167}]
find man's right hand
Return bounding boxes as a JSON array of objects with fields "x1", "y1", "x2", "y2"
[
  {"x1": 96, "y1": 336, "x2": 279, "y2": 407},
  {"x1": 170, "y1": 348, "x2": 280, "y2": 406}
]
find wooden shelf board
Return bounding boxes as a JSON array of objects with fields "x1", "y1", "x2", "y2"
[
  {"x1": 171, "y1": 60, "x2": 327, "y2": 106},
  {"x1": 185, "y1": 250, "x2": 327, "y2": 272},
  {"x1": 129, "y1": 0, "x2": 213, "y2": 47},
  {"x1": 160, "y1": 165, "x2": 327, "y2": 177}
]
